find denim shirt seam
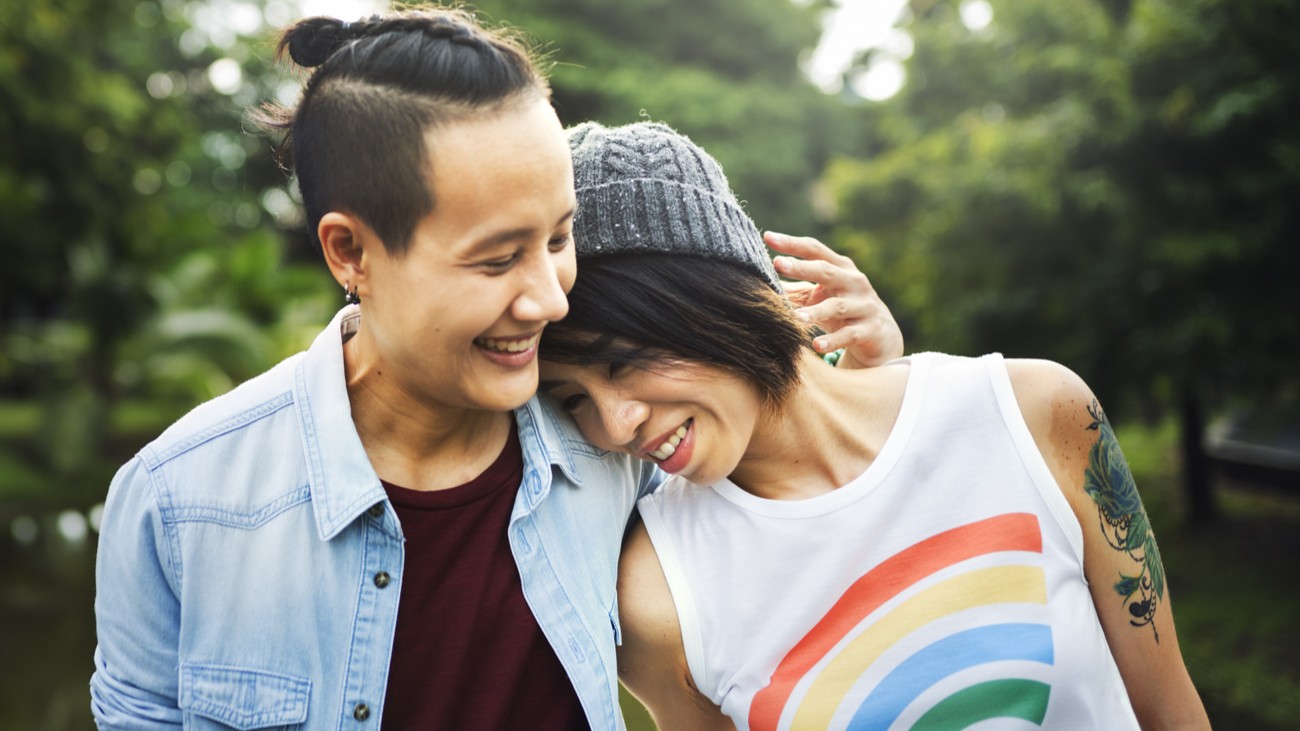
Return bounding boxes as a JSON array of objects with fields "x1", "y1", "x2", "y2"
[
  {"x1": 520, "y1": 398, "x2": 584, "y2": 487},
  {"x1": 338, "y1": 515, "x2": 399, "y2": 729},
  {"x1": 145, "y1": 392, "x2": 296, "y2": 468},
  {"x1": 158, "y1": 485, "x2": 313, "y2": 528},
  {"x1": 293, "y1": 336, "x2": 388, "y2": 541},
  {"x1": 136, "y1": 455, "x2": 185, "y2": 596},
  {"x1": 517, "y1": 512, "x2": 619, "y2": 731}
]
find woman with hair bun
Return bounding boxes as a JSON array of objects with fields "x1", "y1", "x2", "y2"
[{"x1": 90, "y1": 6, "x2": 900, "y2": 730}]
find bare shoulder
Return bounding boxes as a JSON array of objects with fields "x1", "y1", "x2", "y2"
[
  {"x1": 1004, "y1": 359, "x2": 1210, "y2": 727},
  {"x1": 1003, "y1": 358, "x2": 1098, "y2": 481},
  {"x1": 1004, "y1": 358, "x2": 1094, "y2": 429},
  {"x1": 617, "y1": 517, "x2": 678, "y2": 644},
  {"x1": 617, "y1": 516, "x2": 735, "y2": 730}
]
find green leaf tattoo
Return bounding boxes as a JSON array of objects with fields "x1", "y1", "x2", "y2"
[{"x1": 1083, "y1": 400, "x2": 1165, "y2": 642}]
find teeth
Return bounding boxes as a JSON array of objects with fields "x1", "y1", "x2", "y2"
[
  {"x1": 649, "y1": 423, "x2": 689, "y2": 461},
  {"x1": 479, "y1": 334, "x2": 540, "y2": 353}
]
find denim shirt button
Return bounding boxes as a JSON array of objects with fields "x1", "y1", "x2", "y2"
[
  {"x1": 367, "y1": 503, "x2": 383, "y2": 518},
  {"x1": 353, "y1": 703, "x2": 371, "y2": 721},
  {"x1": 373, "y1": 571, "x2": 391, "y2": 589}
]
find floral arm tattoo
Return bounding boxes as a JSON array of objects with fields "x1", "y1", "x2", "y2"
[{"x1": 1083, "y1": 400, "x2": 1166, "y2": 642}]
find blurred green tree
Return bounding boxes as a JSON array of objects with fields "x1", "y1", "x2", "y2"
[
  {"x1": 824, "y1": 0, "x2": 1300, "y2": 521},
  {"x1": 2, "y1": 0, "x2": 856, "y2": 506},
  {"x1": 469, "y1": 0, "x2": 854, "y2": 235},
  {"x1": 0, "y1": 0, "x2": 333, "y2": 504}
]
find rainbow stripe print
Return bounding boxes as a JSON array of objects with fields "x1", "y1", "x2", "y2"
[{"x1": 747, "y1": 512, "x2": 1054, "y2": 731}]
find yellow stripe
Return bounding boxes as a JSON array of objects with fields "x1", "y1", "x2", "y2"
[{"x1": 788, "y1": 565, "x2": 1047, "y2": 730}]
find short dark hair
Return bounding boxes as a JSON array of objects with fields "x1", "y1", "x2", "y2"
[
  {"x1": 252, "y1": 7, "x2": 548, "y2": 255},
  {"x1": 540, "y1": 255, "x2": 812, "y2": 406}
]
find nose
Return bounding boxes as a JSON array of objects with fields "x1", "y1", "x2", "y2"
[
  {"x1": 595, "y1": 393, "x2": 649, "y2": 450},
  {"x1": 513, "y1": 252, "x2": 571, "y2": 324}
]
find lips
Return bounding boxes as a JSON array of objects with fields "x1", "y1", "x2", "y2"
[
  {"x1": 647, "y1": 419, "x2": 694, "y2": 475},
  {"x1": 476, "y1": 333, "x2": 541, "y2": 353},
  {"x1": 474, "y1": 332, "x2": 541, "y2": 367},
  {"x1": 648, "y1": 420, "x2": 689, "y2": 460}
]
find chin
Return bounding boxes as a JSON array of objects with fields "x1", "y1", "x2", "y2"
[
  {"x1": 475, "y1": 375, "x2": 539, "y2": 412},
  {"x1": 476, "y1": 389, "x2": 535, "y2": 413},
  {"x1": 681, "y1": 468, "x2": 714, "y2": 486}
]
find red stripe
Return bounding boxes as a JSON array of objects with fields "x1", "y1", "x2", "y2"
[{"x1": 748, "y1": 512, "x2": 1042, "y2": 731}]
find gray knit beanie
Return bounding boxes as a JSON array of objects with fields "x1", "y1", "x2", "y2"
[{"x1": 566, "y1": 121, "x2": 782, "y2": 291}]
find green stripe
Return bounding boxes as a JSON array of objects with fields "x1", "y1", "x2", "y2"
[{"x1": 910, "y1": 679, "x2": 1051, "y2": 730}]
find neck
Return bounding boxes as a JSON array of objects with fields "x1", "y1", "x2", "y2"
[
  {"x1": 728, "y1": 351, "x2": 908, "y2": 500},
  {"x1": 344, "y1": 330, "x2": 514, "y2": 492}
]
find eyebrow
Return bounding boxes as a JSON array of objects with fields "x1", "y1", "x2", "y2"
[
  {"x1": 538, "y1": 379, "x2": 565, "y2": 392},
  {"x1": 466, "y1": 208, "x2": 575, "y2": 255}
]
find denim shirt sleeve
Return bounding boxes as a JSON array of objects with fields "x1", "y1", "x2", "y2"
[
  {"x1": 91, "y1": 456, "x2": 185, "y2": 728},
  {"x1": 91, "y1": 311, "x2": 395, "y2": 730}
]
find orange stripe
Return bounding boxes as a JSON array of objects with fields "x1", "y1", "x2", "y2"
[{"x1": 747, "y1": 513, "x2": 1042, "y2": 731}]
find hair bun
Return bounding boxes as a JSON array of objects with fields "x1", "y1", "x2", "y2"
[{"x1": 282, "y1": 16, "x2": 359, "y2": 68}]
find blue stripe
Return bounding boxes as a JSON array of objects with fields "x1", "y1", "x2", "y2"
[{"x1": 845, "y1": 623, "x2": 1054, "y2": 731}]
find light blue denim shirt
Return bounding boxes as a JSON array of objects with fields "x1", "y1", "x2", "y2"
[{"x1": 91, "y1": 307, "x2": 662, "y2": 730}]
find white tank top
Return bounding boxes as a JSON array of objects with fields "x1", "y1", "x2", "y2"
[{"x1": 637, "y1": 353, "x2": 1139, "y2": 730}]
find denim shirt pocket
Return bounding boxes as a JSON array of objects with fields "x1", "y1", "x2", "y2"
[{"x1": 179, "y1": 663, "x2": 311, "y2": 730}]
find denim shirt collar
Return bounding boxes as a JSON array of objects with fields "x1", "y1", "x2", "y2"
[
  {"x1": 294, "y1": 306, "x2": 582, "y2": 539},
  {"x1": 293, "y1": 306, "x2": 383, "y2": 540},
  {"x1": 515, "y1": 393, "x2": 586, "y2": 513}
]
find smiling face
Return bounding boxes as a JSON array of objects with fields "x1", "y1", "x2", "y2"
[
  {"x1": 539, "y1": 356, "x2": 764, "y2": 485},
  {"x1": 351, "y1": 97, "x2": 577, "y2": 413}
]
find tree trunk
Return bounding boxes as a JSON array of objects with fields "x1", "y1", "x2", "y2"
[{"x1": 1178, "y1": 384, "x2": 1217, "y2": 525}]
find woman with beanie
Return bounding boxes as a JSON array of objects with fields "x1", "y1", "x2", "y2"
[
  {"x1": 539, "y1": 122, "x2": 1211, "y2": 730},
  {"x1": 89, "y1": 7, "x2": 900, "y2": 730}
]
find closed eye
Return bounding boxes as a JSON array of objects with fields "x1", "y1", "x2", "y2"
[
  {"x1": 481, "y1": 252, "x2": 521, "y2": 272},
  {"x1": 549, "y1": 232, "x2": 572, "y2": 252},
  {"x1": 559, "y1": 393, "x2": 588, "y2": 412}
]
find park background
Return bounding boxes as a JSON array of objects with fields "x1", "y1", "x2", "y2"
[{"x1": 2, "y1": 0, "x2": 1297, "y2": 727}]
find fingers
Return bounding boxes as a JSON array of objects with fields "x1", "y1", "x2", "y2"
[
  {"x1": 797, "y1": 293, "x2": 902, "y2": 363},
  {"x1": 780, "y1": 280, "x2": 816, "y2": 308},
  {"x1": 767, "y1": 231, "x2": 905, "y2": 367},
  {"x1": 812, "y1": 325, "x2": 871, "y2": 355},
  {"x1": 776, "y1": 258, "x2": 875, "y2": 301},
  {"x1": 764, "y1": 231, "x2": 853, "y2": 270},
  {"x1": 817, "y1": 321, "x2": 905, "y2": 366},
  {"x1": 767, "y1": 235, "x2": 873, "y2": 299},
  {"x1": 796, "y1": 295, "x2": 861, "y2": 326},
  {"x1": 774, "y1": 255, "x2": 840, "y2": 287}
]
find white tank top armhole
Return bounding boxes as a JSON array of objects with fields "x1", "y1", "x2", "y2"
[
  {"x1": 982, "y1": 354, "x2": 1089, "y2": 580},
  {"x1": 635, "y1": 496, "x2": 712, "y2": 698}
]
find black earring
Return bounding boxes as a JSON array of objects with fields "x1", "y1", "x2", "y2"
[{"x1": 344, "y1": 283, "x2": 360, "y2": 305}]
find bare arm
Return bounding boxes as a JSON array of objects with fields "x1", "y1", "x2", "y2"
[
  {"x1": 618, "y1": 518, "x2": 735, "y2": 731},
  {"x1": 1008, "y1": 359, "x2": 1210, "y2": 730}
]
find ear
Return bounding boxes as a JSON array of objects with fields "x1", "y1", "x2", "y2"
[{"x1": 319, "y1": 212, "x2": 379, "y2": 299}]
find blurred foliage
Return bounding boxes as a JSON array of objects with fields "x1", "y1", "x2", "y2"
[
  {"x1": 0, "y1": 0, "x2": 1291, "y2": 518},
  {"x1": 0, "y1": 0, "x2": 862, "y2": 508},
  {"x1": 825, "y1": 0, "x2": 1299, "y2": 415},
  {"x1": 1, "y1": 0, "x2": 1298, "y2": 728},
  {"x1": 823, "y1": 0, "x2": 1300, "y2": 520},
  {"x1": 0, "y1": 0, "x2": 336, "y2": 507},
  {"x1": 467, "y1": 0, "x2": 857, "y2": 235}
]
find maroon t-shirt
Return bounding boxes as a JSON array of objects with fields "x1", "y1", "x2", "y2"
[{"x1": 379, "y1": 424, "x2": 588, "y2": 730}]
